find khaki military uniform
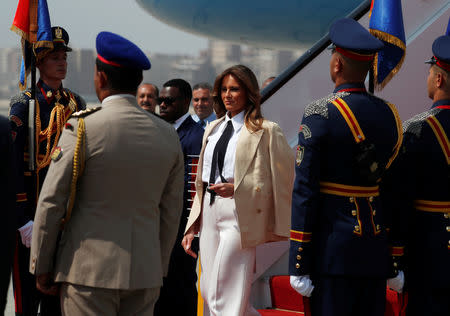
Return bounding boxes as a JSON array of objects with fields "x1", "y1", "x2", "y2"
[{"x1": 30, "y1": 95, "x2": 184, "y2": 314}]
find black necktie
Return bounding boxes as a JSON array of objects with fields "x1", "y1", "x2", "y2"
[
  {"x1": 199, "y1": 120, "x2": 206, "y2": 127},
  {"x1": 208, "y1": 120, "x2": 234, "y2": 204}
]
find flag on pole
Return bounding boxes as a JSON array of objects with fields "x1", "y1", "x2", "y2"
[
  {"x1": 11, "y1": 0, "x2": 53, "y2": 89},
  {"x1": 369, "y1": 0, "x2": 406, "y2": 90}
]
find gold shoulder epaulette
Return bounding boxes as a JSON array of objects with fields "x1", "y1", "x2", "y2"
[{"x1": 71, "y1": 107, "x2": 101, "y2": 118}]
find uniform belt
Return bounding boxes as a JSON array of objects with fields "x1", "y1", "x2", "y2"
[
  {"x1": 319, "y1": 181, "x2": 379, "y2": 197},
  {"x1": 414, "y1": 200, "x2": 450, "y2": 213}
]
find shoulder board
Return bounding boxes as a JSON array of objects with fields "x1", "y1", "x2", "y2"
[
  {"x1": 71, "y1": 107, "x2": 102, "y2": 118},
  {"x1": 403, "y1": 107, "x2": 442, "y2": 138},
  {"x1": 304, "y1": 91, "x2": 350, "y2": 119},
  {"x1": 9, "y1": 90, "x2": 31, "y2": 108}
]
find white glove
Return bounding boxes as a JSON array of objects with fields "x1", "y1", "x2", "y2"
[
  {"x1": 290, "y1": 275, "x2": 314, "y2": 297},
  {"x1": 387, "y1": 270, "x2": 404, "y2": 293},
  {"x1": 18, "y1": 220, "x2": 33, "y2": 248}
]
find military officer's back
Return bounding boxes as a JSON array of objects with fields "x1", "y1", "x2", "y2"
[
  {"x1": 30, "y1": 32, "x2": 184, "y2": 316},
  {"x1": 289, "y1": 18, "x2": 403, "y2": 316},
  {"x1": 387, "y1": 35, "x2": 450, "y2": 316}
]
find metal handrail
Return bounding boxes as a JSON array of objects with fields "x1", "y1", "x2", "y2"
[{"x1": 261, "y1": 0, "x2": 372, "y2": 103}]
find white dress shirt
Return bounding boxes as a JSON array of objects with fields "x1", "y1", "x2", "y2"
[
  {"x1": 202, "y1": 110, "x2": 245, "y2": 184},
  {"x1": 192, "y1": 112, "x2": 217, "y2": 129},
  {"x1": 172, "y1": 112, "x2": 191, "y2": 130}
]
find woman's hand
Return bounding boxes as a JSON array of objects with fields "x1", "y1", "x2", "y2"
[
  {"x1": 182, "y1": 229, "x2": 198, "y2": 258},
  {"x1": 208, "y1": 183, "x2": 234, "y2": 198}
]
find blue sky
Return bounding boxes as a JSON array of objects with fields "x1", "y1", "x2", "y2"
[{"x1": 1, "y1": 0, "x2": 208, "y2": 55}]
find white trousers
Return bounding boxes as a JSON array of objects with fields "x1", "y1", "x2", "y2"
[{"x1": 199, "y1": 192, "x2": 260, "y2": 316}]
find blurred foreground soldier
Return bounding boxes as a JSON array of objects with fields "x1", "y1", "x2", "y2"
[
  {"x1": 9, "y1": 26, "x2": 85, "y2": 316},
  {"x1": 154, "y1": 79, "x2": 204, "y2": 316},
  {"x1": 289, "y1": 18, "x2": 403, "y2": 316},
  {"x1": 191, "y1": 82, "x2": 216, "y2": 128},
  {"x1": 137, "y1": 83, "x2": 159, "y2": 113},
  {"x1": 0, "y1": 115, "x2": 16, "y2": 314},
  {"x1": 30, "y1": 31, "x2": 184, "y2": 316},
  {"x1": 387, "y1": 35, "x2": 450, "y2": 316}
]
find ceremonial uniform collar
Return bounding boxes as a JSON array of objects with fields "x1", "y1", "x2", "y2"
[
  {"x1": 334, "y1": 83, "x2": 367, "y2": 94},
  {"x1": 37, "y1": 79, "x2": 66, "y2": 104},
  {"x1": 102, "y1": 94, "x2": 135, "y2": 108},
  {"x1": 431, "y1": 99, "x2": 450, "y2": 110}
]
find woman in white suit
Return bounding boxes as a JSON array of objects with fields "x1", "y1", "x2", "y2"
[{"x1": 182, "y1": 65, "x2": 294, "y2": 316}]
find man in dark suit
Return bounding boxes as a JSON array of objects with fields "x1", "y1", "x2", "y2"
[
  {"x1": 155, "y1": 78, "x2": 204, "y2": 316},
  {"x1": 0, "y1": 114, "x2": 16, "y2": 315}
]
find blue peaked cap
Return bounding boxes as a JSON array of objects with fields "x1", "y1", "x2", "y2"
[
  {"x1": 96, "y1": 31, "x2": 151, "y2": 70},
  {"x1": 426, "y1": 35, "x2": 450, "y2": 71},
  {"x1": 330, "y1": 18, "x2": 384, "y2": 55}
]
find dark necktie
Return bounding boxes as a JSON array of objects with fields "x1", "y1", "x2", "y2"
[
  {"x1": 208, "y1": 120, "x2": 234, "y2": 205},
  {"x1": 199, "y1": 120, "x2": 206, "y2": 127}
]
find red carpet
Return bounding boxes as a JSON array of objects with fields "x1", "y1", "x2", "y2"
[{"x1": 257, "y1": 275, "x2": 408, "y2": 316}]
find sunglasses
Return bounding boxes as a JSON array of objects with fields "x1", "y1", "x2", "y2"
[{"x1": 157, "y1": 97, "x2": 177, "y2": 105}]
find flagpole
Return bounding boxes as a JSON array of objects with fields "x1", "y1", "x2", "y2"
[
  {"x1": 28, "y1": 46, "x2": 36, "y2": 171},
  {"x1": 369, "y1": 67, "x2": 374, "y2": 94}
]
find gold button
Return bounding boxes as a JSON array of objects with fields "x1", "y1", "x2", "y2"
[
  {"x1": 393, "y1": 262, "x2": 398, "y2": 267},
  {"x1": 31, "y1": 264, "x2": 35, "y2": 269},
  {"x1": 296, "y1": 263, "x2": 300, "y2": 269},
  {"x1": 255, "y1": 187, "x2": 261, "y2": 192},
  {"x1": 354, "y1": 226, "x2": 360, "y2": 231},
  {"x1": 32, "y1": 258, "x2": 36, "y2": 263},
  {"x1": 447, "y1": 226, "x2": 450, "y2": 232},
  {"x1": 298, "y1": 247, "x2": 303, "y2": 252},
  {"x1": 349, "y1": 197, "x2": 354, "y2": 203},
  {"x1": 376, "y1": 224, "x2": 380, "y2": 230},
  {"x1": 297, "y1": 255, "x2": 301, "y2": 260},
  {"x1": 369, "y1": 196, "x2": 374, "y2": 202},
  {"x1": 444, "y1": 213, "x2": 449, "y2": 219},
  {"x1": 373, "y1": 210, "x2": 376, "y2": 216},
  {"x1": 352, "y1": 210, "x2": 357, "y2": 216}
]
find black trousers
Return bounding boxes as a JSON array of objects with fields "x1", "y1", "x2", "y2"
[
  {"x1": 311, "y1": 275, "x2": 386, "y2": 316},
  {"x1": 154, "y1": 237, "x2": 199, "y2": 316},
  {"x1": 407, "y1": 282, "x2": 450, "y2": 316},
  {"x1": 12, "y1": 235, "x2": 61, "y2": 316}
]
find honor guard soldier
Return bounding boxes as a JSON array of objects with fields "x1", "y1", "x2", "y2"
[
  {"x1": 289, "y1": 18, "x2": 403, "y2": 316},
  {"x1": 30, "y1": 31, "x2": 184, "y2": 316},
  {"x1": 386, "y1": 35, "x2": 450, "y2": 316},
  {"x1": 9, "y1": 26, "x2": 85, "y2": 316}
]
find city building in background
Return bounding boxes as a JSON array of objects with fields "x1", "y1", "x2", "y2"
[{"x1": 0, "y1": 40, "x2": 304, "y2": 104}]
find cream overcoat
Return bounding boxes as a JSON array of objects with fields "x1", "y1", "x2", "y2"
[{"x1": 185, "y1": 116, "x2": 294, "y2": 248}]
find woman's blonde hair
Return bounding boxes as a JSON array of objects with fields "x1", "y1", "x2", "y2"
[{"x1": 212, "y1": 65, "x2": 263, "y2": 132}]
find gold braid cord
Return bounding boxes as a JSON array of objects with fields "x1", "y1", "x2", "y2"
[
  {"x1": 61, "y1": 118, "x2": 86, "y2": 228},
  {"x1": 34, "y1": 97, "x2": 70, "y2": 200},
  {"x1": 385, "y1": 102, "x2": 403, "y2": 170}
]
